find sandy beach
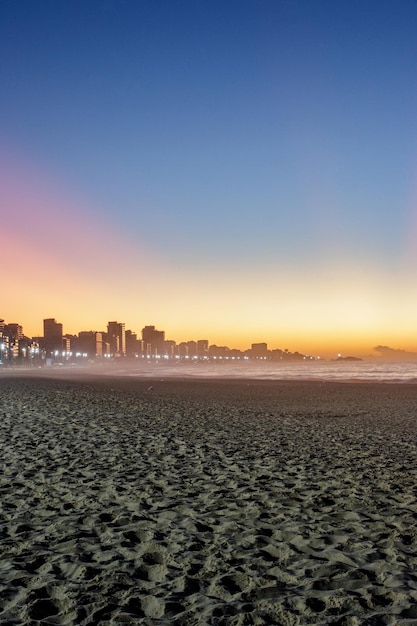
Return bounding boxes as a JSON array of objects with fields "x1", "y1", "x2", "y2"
[{"x1": 1, "y1": 373, "x2": 417, "y2": 625}]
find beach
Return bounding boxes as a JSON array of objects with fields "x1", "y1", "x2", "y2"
[{"x1": 1, "y1": 373, "x2": 417, "y2": 625}]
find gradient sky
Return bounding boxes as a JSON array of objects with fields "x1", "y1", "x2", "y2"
[{"x1": 2, "y1": 0, "x2": 417, "y2": 357}]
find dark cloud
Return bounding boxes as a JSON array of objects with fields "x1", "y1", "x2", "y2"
[{"x1": 373, "y1": 346, "x2": 417, "y2": 361}]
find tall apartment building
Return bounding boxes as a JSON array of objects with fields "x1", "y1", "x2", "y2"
[
  {"x1": 0, "y1": 319, "x2": 7, "y2": 362},
  {"x1": 4, "y1": 323, "x2": 23, "y2": 341},
  {"x1": 164, "y1": 340, "x2": 176, "y2": 359},
  {"x1": 43, "y1": 318, "x2": 63, "y2": 355},
  {"x1": 5, "y1": 324, "x2": 23, "y2": 359},
  {"x1": 178, "y1": 342, "x2": 188, "y2": 358},
  {"x1": 107, "y1": 321, "x2": 126, "y2": 357},
  {"x1": 187, "y1": 341, "x2": 197, "y2": 357},
  {"x1": 141, "y1": 325, "x2": 165, "y2": 356},
  {"x1": 197, "y1": 339, "x2": 209, "y2": 357},
  {"x1": 125, "y1": 330, "x2": 142, "y2": 357},
  {"x1": 77, "y1": 331, "x2": 103, "y2": 358}
]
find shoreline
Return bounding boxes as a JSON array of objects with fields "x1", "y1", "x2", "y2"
[
  {"x1": 2, "y1": 355, "x2": 417, "y2": 387},
  {"x1": 2, "y1": 364, "x2": 417, "y2": 385}
]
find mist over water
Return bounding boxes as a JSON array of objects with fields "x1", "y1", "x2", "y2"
[
  {"x1": 3, "y1": 360, "x2": 417, "y2": 383},
  {"x1": 106, "y1": 360, "x2": 417, "y2": 383}
]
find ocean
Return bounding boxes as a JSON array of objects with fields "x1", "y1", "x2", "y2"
[{"x1": 106, "y1": 359, "x2": 417, "y2": 383}]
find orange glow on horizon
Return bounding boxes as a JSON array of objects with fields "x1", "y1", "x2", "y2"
[{"x1": 2, "y1": 154, "x2": 417, "y2": 359}]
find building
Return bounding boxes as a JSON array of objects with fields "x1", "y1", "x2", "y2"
[
  {"x1": 197, "y1": 339, "x2": 209, "y2": 357},
  {"x1": 125, "y1": 330, "x2": 141, "y2": 357},
  {"x1": 106, "y1": 321, "x2": 126, "y2": 357},
  {"x1": 251, "y1": 342, "x2": 268, "y2": 358},
  {"x1": 187, "y1": 341, "x2": 197, "y2": 357},
  {"x1": 178, "y1": 342, "x2": 189, "y2": 358},
  {"x1": 3, "y1": 323, "x2": 23, "y2": 360},
  {"x1": 0, "y1": 319, "x2": 8, "y2": 362},
  {"x1": 42, "y1": 318, "x2": 63, "y2": 356},
  {"x1": 164, "y1": 340, "x2": 176, "y2": 359},
  {"x1": 141, "y1": 325, "x2": 165, "y2": 357},
  {"x1": 77, "y1": 331, "x2": 103, "y2": 359},
  {"x1": 5, "y1": 323, "x2": 23, "y2": 342},
  {"x1": 209, "y1": 344, "x2": 230, "y2": 358}
]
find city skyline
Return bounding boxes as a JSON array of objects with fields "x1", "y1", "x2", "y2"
[
  {"x1": 0, "y1": 315, "x2": 319, "y2": 361},
  {"x1": 2, "y1": 1, "x2": 417, "y2": 357},
  {"x1": 1, "y1": 315, "x2": 416, "y2": 363}
]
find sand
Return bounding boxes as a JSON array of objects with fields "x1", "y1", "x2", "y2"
[{"x1": 0, "y1": 372, "x2": 417, "y2": 625}]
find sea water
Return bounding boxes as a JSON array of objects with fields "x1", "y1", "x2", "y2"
[{"x1": 107, "y1": 359, "x2": 417, "y2": 383}]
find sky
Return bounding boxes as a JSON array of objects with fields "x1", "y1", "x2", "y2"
[{"x1": 1, "y1": 0, "x2": 417, "y2": 358}]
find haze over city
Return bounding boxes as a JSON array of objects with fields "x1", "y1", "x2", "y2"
[{"x1": 2, "y1": 0, "x2": 417, "y2": 359}]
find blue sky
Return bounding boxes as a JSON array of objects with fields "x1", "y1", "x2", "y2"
[{"x1": 2, "y1": 0, "x2": 417, "y2": 353}]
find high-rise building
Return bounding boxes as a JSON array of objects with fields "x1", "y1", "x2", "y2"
[
  {"x1": 4, "y1": 323, "x2": 23, "y2": 341},
  {"x1": 178, "y1": 342, "x2": 188, "y2": 358},
  {"x1": 62, "y1": 335, "x2": 72, "y2": 355},
  {"x1": 125, "y1": 330, "x2": 141, "y2": 357},
  {"x1": 187, "y1": 341, "x2": 197, "y2": 357},
  {"x1": 43, "y1": 318, "x2": 63, "y2": 355},
  {"x1": 197, "y1": 339, "x2": 209, "y2": 357},
  {"x1": 141, "y1": 325, "x2": 165, "y2": 356},
  {"x1": 6, "y1": 324, "x2": 22, "y2": 359},
  {"x1": 164, "y1": 340, "x2": 176, "y2": 359},
  {"x1": 107, "y1": 321, "x2": 126, "y2": 357},
  {"x1": 0, "y1": 320, "x2": 7, "y2": 362},
  {"x1": 77, "y1": 331, "x2": 103, "y2": 358}
]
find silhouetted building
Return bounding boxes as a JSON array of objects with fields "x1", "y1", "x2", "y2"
[
  {"x1": 0, "y1": 335, "x2": 9, "y2": 362},
  {"x1": 187, "y1": 341, "x2": 197, "y2": 357},
  {"x1": 271, "y1": 348, "x2": 284, "y2": 360},
  {"x1": 62, "y1": 335, "x2": 73, "y2": 357},
  {"x1": 125, "y1": 330, "x2": 141, "y2": 357},
  {"x1": 5, "y1": 323, "x2": 23, "y2": 341},
  {"x1": 178, "y1": 342, "x2": 188, "y2": 358},
  {"x1": 2, "y1": 323, "x2": 24, "y2": 360},
  {"x1": 229, "y1": 348, "x2": 244, "y2": 358},
  {"x1": 251, "y1": 342, "x2": 268, "y2": 358},
  {"x1": 197, "y1": 339, "x2": 209, "y2": 357},
  {"x1": 28, "y1": 340, "x2": 41, "y2": 363},
  {"x1": 102, "y1": 339, "x2": 110, "y2": 357},
  {"x1": 107, "y1": 321, "x2": 126, "y2": 357},
  {"x1": 164, "y1": 340, "x2": 176, "y2": 359},
  {"x1": 142, "y1": 325, "x2": 165, "y2": 356},
  {"x1": 43, "y1": 318, "x2": 63, "y2": 356},
  {"x1": 209, "y1": 344, "x2": 230, "y2": 358},
  {"x1": 77, "y1": 331, "x2": 103, "y2": 358},
  {"x1": 0, "y1": 320, "x2": 4, "y2": 360}
]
